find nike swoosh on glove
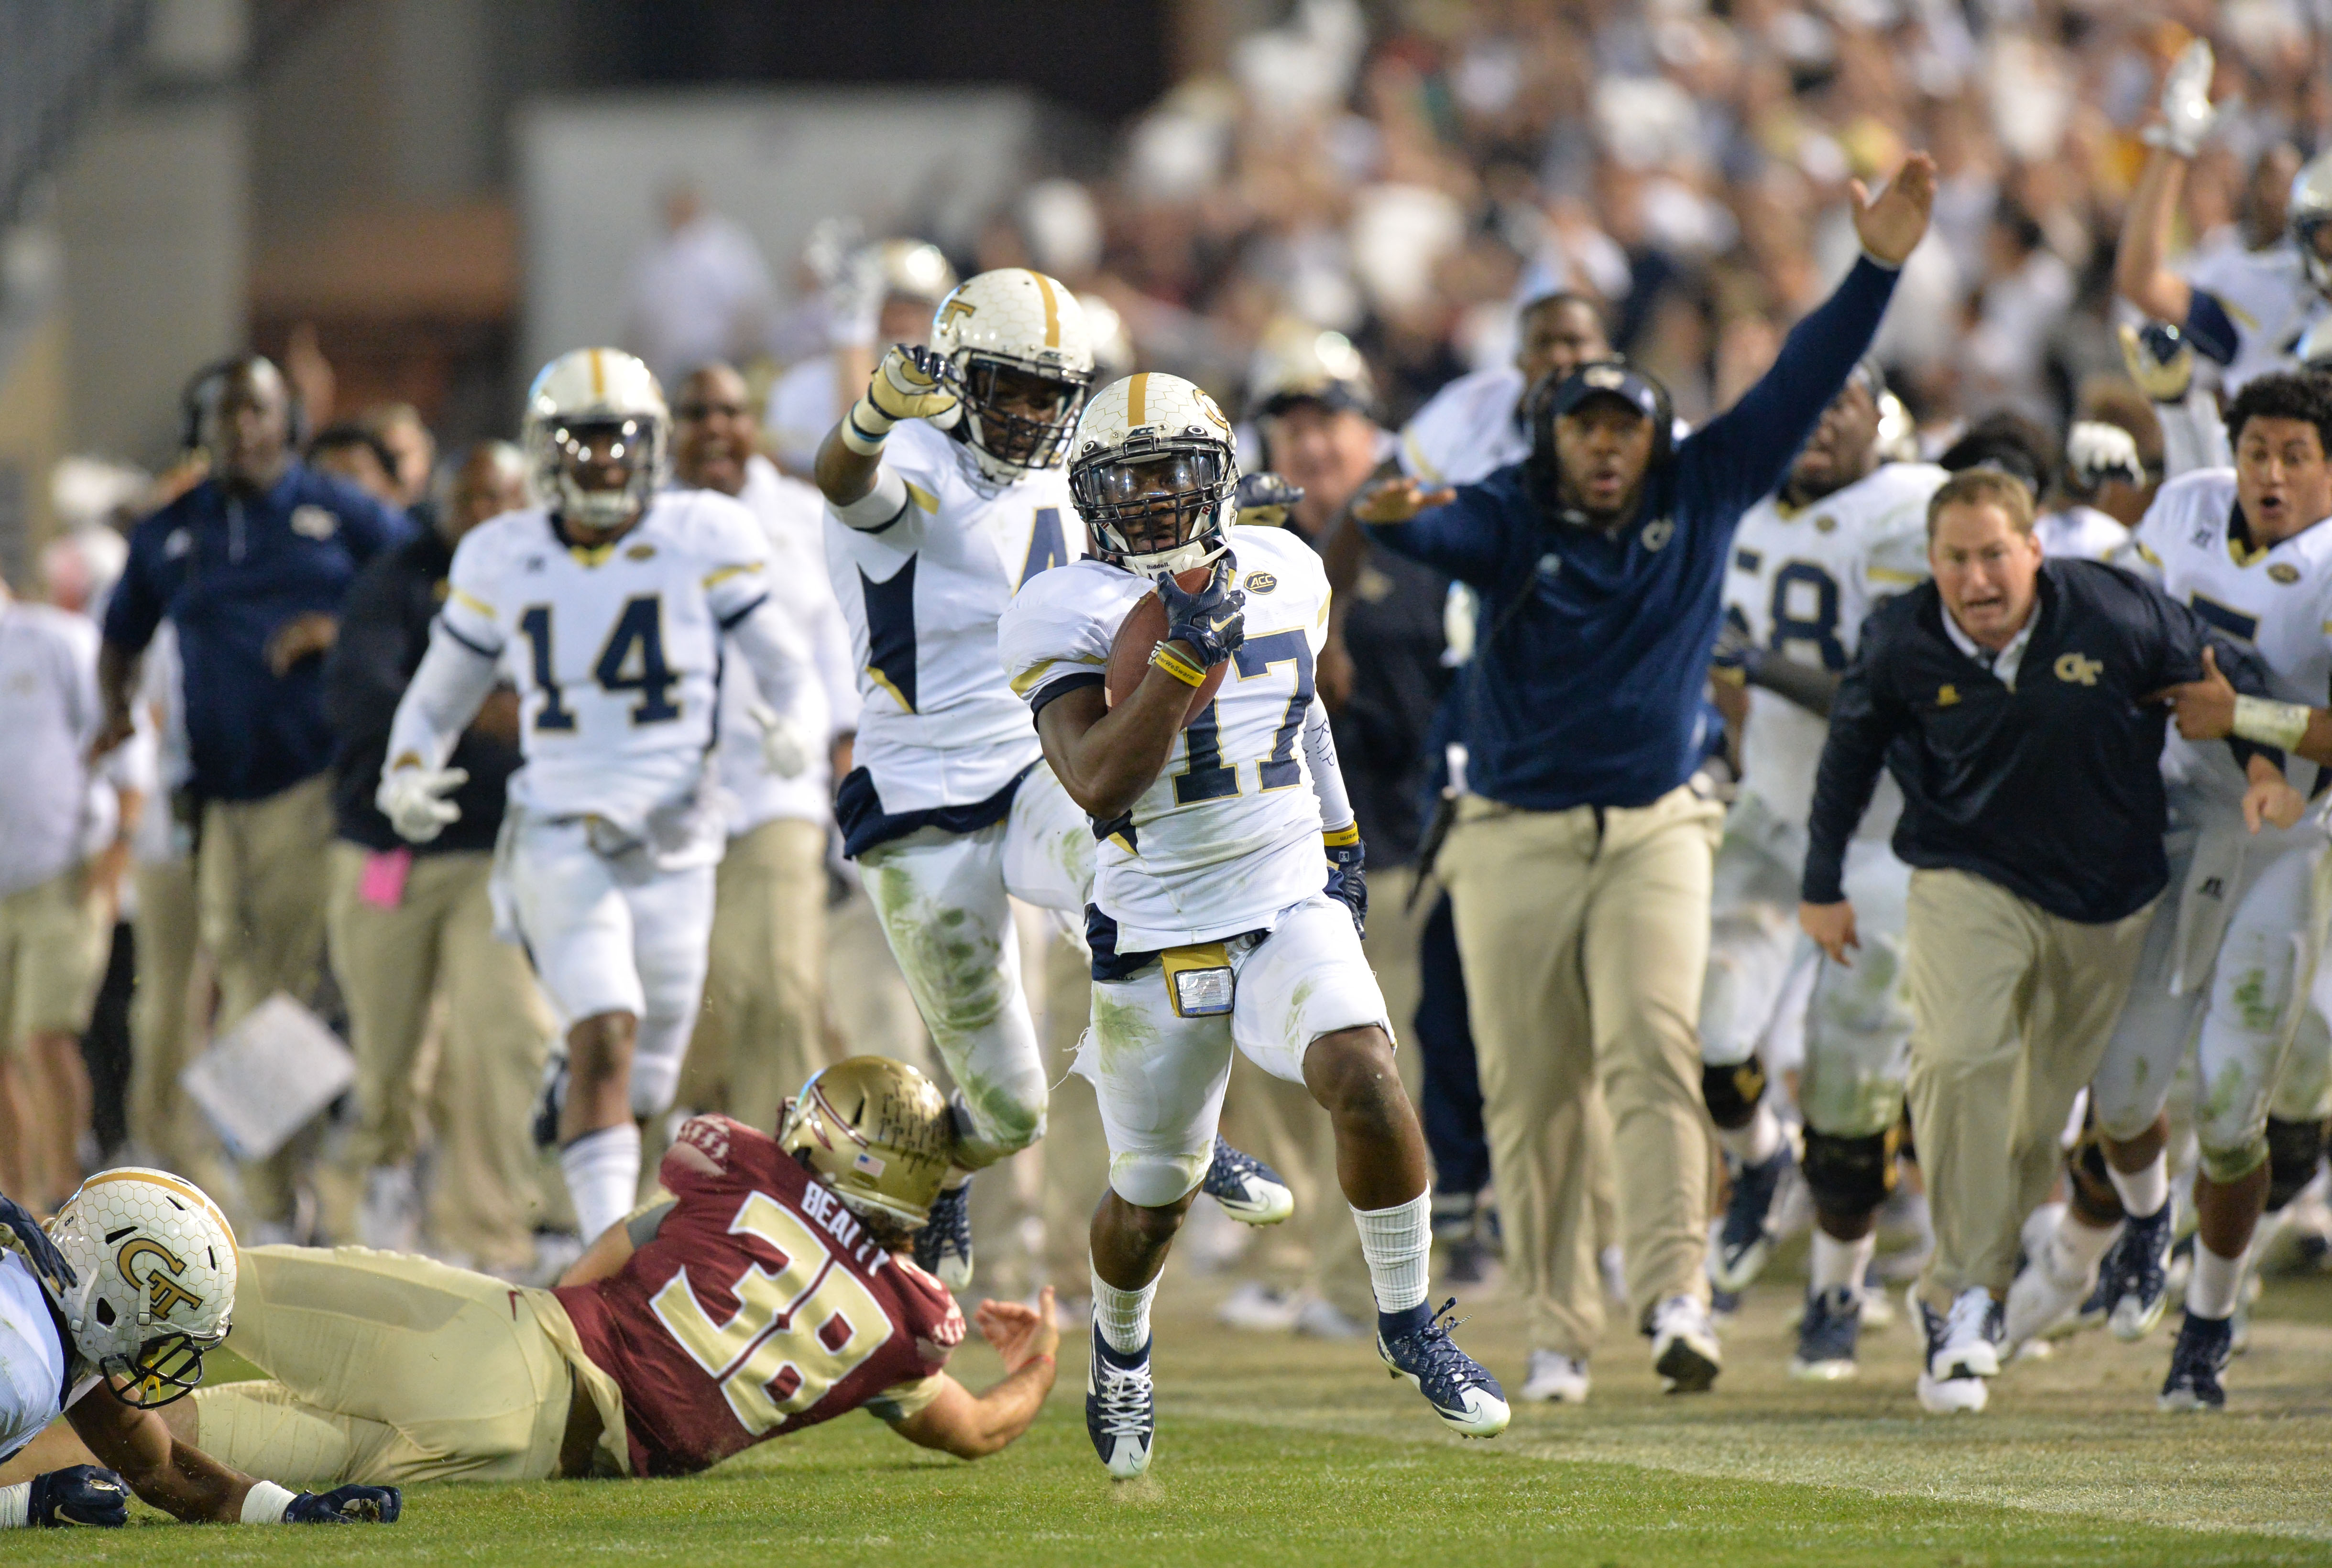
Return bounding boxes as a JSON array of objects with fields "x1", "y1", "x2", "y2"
[
  {"x1": 29, "y1": 1467, "x2": 129, "y2": 1527},
  {"x1": 285, "y1": 1485, "x2": 402, "y2": 1524},
  {"x1": 1157, "y1": 556, "x2": 1246, "y2": 667}
]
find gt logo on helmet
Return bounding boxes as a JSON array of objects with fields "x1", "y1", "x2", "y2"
[{"x1": 119, "y1": 1238, "x2": 203, "y2": 1320}]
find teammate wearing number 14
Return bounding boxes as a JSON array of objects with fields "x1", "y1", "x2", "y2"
[{"x1": 1000, "y1": 372, "x2": 1509, "y2": 1479}]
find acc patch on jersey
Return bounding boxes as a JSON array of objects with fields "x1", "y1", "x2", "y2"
[
  {"x1": 1244, "y1": 570, "x2": 1279, "y2": 594},
  {"x1": 2270, "y1": 562, "x2": 2301, "y2": 584}
]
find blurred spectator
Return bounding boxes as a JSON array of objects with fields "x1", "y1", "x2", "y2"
[
  {"x1": 0, "y1": 566, "x2": 123, "y2": 1208},
  {"x1": 668, "y1": 364, "x2": 856, "y2": 1134},
  {"x1": 626, "y1": 183, "x2": 778, "y2": 391},
  {"x1": 308, "y1": 424, "x2": 404, "y2": 505},
  {"x1": 763, "y1": 239, "x2": 956, "y2": 475},
  {"x1": 97, "y1": 354, "x2": 413, "y2": 1235},
  {"x1": 360, "y1": 403, "x2": 439, "y2": 513},
  {"x1": 322, "y1": 439, "x2": 550, "y2": 1270}
]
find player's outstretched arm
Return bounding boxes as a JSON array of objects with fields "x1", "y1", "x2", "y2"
[
  {"x1": 378, "y1": 625, "x2": 500, "y2": 843},
  {"x1": 2114, "y1": 41, "x2": 2217, "y2": 326},
  {"x1": 813, "y1": 345, "x2": 960, "y2": 509},
  {"x1": 64, "y1": 1380, "x2": 397, "y2": 1524},
  {"x1": 888, "y1": 1289, "x2": 1060, "y2": 1460}
]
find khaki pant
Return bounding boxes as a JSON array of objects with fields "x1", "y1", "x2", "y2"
[
  {"x1": 325, "y1": 843, "x2": 556, "y2": 1269},
  {"x1": 0, "y1": 864, "x2": 108, "y2": 1045},
  {"x1": 197, "y1": 776, "x2": 336, "y2": 1221},
  {"x1": 190, "y1": 1244, "x2": 628, "y2": 1485},
  {"x1": 126, "y1": 856, "x2": 230, "y2": 1190},
  {"x1": 1437, "y1": 785, "x2": 1723, "y2": 1358},
  {"x1": 678, "y1": 817, "x2": 832, "y2": 1132},
  {"x1": 1904, "y1": 869, "x2": 2156, "y2": 1304}
]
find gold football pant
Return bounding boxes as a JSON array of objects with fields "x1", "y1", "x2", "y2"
[
  {"x1": 326, "y1": 844, "x2": 557, "y2": 1268},
  {"x1": 1904, "y1": 870, "x2": 2156, "y2": 1306},
  {"x1": 190, "y1": 1245, "x2": 627, "y2": 1485},
  {"x1": 1437, "y1": 786, "x2": 1724, "y2": 1359}
]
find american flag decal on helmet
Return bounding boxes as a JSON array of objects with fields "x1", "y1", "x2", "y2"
[{"x1": 854, "y1": 1152, "x2": 887, "y2": 1177}]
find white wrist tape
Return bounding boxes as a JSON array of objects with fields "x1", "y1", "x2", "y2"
[
  {"x1": 241, "y1": 1481, "x2": 297, "y2": 1524},
  {"x1": 832, "y1": 466, "x2": 912, "y2": 533},
  {"x1": 839, "y1": 394, "x2": 895, "y2": 455},
  {"x1": 0, "y1": 1481, "x2": 30, "y2": 1528},
  {"x1": 2233, "y1": 695, "x2": 2311, "y2": 752}
]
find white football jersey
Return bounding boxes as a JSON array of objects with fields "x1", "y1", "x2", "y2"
[
  {"x1": 2036, "y1": 504, "x2": 2133, "y2": 564},
  {"x1": 440, "y1": 489, "x2": 775, "y2": 843},
  {"x1": 0, "y1": 1250, "x2": 67, "y2": 1463},
  {"x1": 1398, "y1": 365, "x2": 1529, "y2": 485},
  {"x1": 828, "y1": 418, "x2": 1084, "y2": 814},
  {"x1": 709, "y1": 458, "x2": 857, "y2": 834},
  {"x1": 2135, "y1": 468, "x2": 2332, "y2": 804},
  {"x1": 999, "y1": 526, "x2": 1332, "y2": 951},
  {"x1": 2183, "y1": 236, "x2": 2325, "y2": 395},
  {"x1": 1725, "y1": 462, "x2": 1946, "y2": 834}
]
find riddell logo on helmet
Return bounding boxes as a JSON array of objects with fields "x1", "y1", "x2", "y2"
[{"x1": 118, "y1": 1238, "x2": 202, "y2": 1319}]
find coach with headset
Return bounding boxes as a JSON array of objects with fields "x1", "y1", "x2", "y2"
[
  {"x1": 95, "y1": 356, "x2": 412, "y2": 1235},
  {"x1": 1353, "y1": 156, "x2": 1937, "y2": 1397}
]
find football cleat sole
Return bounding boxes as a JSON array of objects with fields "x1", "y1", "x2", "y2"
[
  {"x1": 1916, "y1": 1369, "x2": 1989, "y2": 1414},
  {"x1": 1788, "y1": 1355, "x2": 1857, "y2": 1382},
  {"x1": 1653, "y1": 1334, "x2": 1721, "y2": 1394}
]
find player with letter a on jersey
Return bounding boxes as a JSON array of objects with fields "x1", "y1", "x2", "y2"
[
  {"x1": 0, "y1": 1172, "x2": 398, "y2": 1526},
  {"x1": 2018, "y1": 371, "x2": 2332, "y2": 1412},
  {"x1": 63, "y1": 1059, "x2": 1057, "y2": 1490},
  {"x1": 378, "y1": 348, "x2": 814, "y2": 1247},
  {"x1": 1697, "y1": 361, "x2": 1945, "y2": 1385},
  {"x1": 812, "y1": 268, "x2": 1289, "y2": 1289},
  {"x1": 999, "y1": 372, "x2": 1507, "y2": 1480}
]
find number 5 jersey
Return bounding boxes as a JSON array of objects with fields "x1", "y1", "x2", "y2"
[
  {"x1": 554, "y1": 1113, "x2": 966, "y2": 1476},
  {"x1": 1722, "y1": 462, "x2": 1946, "y2": 838}
]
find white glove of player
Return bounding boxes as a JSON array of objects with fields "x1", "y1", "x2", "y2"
[
  {"x1": 752, "y1": 702, "x2": 810, "y2": 780},
  {"x1": 376, "y1": 766, "x2": 468, "y2": 844},
  {"x1": 2144, "y1": 39, "x2": 2219, "y2": 159},
  {"x1": 2065, "y1": 422, "x2": 2146, "y2": 491},
  {"x1": 824, "y1": 242, "x2": 887, "y2": 351}
]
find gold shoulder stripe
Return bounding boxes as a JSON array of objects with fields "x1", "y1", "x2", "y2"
[
  {"x1": 450, "y1": 587, "x2": 496, "y2": 619},
  {"x1": 1029, "y1": 270, "x2": 1062, "y2": 349},
  {"x1": 2135, "y1": 541, "x2": 2162, "y2": 566},
  {"x1": 702, "y1": 562, "x2": 763, "y2": 590},
  {"x1": 1865, "y1": 566, "x2": 1925, "y2": 585},
  {"x1": 1318, "y1": 584, "x2": 1333, "y2": 626},
  {"x1": 904, "y1": 479, "x2": 941, "y2": 515},
  {"x1": 1009, "y1": 655, "x2": 1105, "y2": 697},
  {"x1": 1401, "y1": 429, "x2": 1443, "y2": 484}
]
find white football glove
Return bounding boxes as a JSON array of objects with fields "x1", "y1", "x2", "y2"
[
  {"x1": 2144, "y1": 39, "x2": 2219, "y2": 159},
  {"x1": 824, "y1": 243, "x2": 887, "y2": 351},
  {"x1": 752, "y1": 702, "x2": 810, "y2": 780},
  {"x1": 376, "y1": 766, "x2": 468, "y2": 844},
  {"x1": 2065, "y1": 422, "x2": 2146, "y2": 492}
]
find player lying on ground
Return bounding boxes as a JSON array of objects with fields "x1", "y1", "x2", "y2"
[
  {"x1": 812, "y1": 268, "x2": 1291, "y2": 1289},
  {"x1": 11, "y1": 1059, "x2": 1056, "y2": 1491},
  {"x1": 999, "y1": 371, "x2": 1508, "y2": 1480},
  {"x1": 0, "y1": 1173, "x2": 398, "y2": 1526}
]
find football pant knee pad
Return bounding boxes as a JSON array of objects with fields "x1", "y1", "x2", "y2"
[
  {"x1": 1700, "y1": 1055, "x2": 1767, "y2": 1132},
  {"x1": 1107, "y1": 1149, "x2": 1210, "y2": 1210},
  {"x1": 948, "y1": 1080, "x2": 1048, "y2": 1171},
  {"x1": 2265, "y1": 1116, "x2": 2327, "y2": 1213},
  {"x1": 1800, "y1": 1128, "x2": 1895, "y2": 1219}
]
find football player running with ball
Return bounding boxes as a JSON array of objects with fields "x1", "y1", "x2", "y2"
[
  {"x1": 379, "y1": 349, "x2": 814, "y2": 1246},
  {"x1": 1000, "y1": 373, "x2": 1508, "y2": 1480},
  {"x1": 813, "y1": 269, "x2": 1289, "y2": 1288}
]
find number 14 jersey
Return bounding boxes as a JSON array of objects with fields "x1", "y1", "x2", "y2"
[{"x1": 1723, "y1": 462, "x2": 1946, "y2": 834}]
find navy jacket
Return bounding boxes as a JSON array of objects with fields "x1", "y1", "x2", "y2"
[
  {"x1": 105, "y1": 464, "x2": 412, "y2": 802},
  {"x1": 324, "y1": 528, "x2": 520, "y2": 855},
  {"x1": 1365, "y1": 255, "x2": 1901, "y2": 812},
  {"x1": 1804, "y1": 560, "x2": 2277, "y2": 924}
]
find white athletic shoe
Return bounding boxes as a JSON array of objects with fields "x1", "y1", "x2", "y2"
[
  {"x1": 2004, "y1": 1233, "x2": 2110, "y2": 1353},
  {"x1": 1292, "y1": 1294, "x2": 1364, "y2": 1340},
  {"x1": 1648, "y1": 1294, "x2": 1721, "y2": 1393},
  {"x1": 1216, "y1": 1281, "x2": 1303, "y2": 1332},
  {"x1": 1520, "y1": 1349, "x2": 1591, "y2": 1404},
  {"x1": 1916, "y1": 1366, "x2": 1990, "y2": 1413},
  {"x1": 1927, "y1": 1286, "x2": 2004, "y2": 1381}
]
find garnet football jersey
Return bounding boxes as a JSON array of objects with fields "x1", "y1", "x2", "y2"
[{"x1": 555, "y1": 1115, "x2": 965, "y2": 1476}]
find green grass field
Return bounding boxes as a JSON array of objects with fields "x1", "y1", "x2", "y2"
[{"x1": 18, "y1": 1254, "x2": 2332, "y2": 1566}]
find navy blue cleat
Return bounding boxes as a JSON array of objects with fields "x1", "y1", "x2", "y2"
[
  {"x1": 1203, "y1": 1136, "x2": 1294, "y2": 1225},
  {"x1": 1789, "y1": 1285, "x2": 1862, "y2": 1381},
  {"x1": 2104, "y1": 1203, "x2": 2174, "y2": 1341},
  {"x1": 1710, "y1": 1143, "x2": 1792, "y2": 1291},
  {"x1": 1086, "y1": 1321, "x2": 1156, "y2": 1478},
  {"x1": 1378, "y1": 1298, "x2": 1510, "y2": 1436},
  {"x1": 2158, "y1": 1311, "x2": 2233, "y2": 1411},
  {"x1": 913, "y1": 1177, "x2": 975, "y2": 1290}
]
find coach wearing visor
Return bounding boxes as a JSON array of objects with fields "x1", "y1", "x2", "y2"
[{"x1": 1351, "y1": 155, "x2": 1937, "y2": 1400}]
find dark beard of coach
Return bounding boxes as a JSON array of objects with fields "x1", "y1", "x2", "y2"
[{"x1": 1347, "y1": 155, "x2": 1938, "y2": 1401}]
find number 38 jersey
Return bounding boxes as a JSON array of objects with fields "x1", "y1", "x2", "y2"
[
  {"x1": 828, "y1": 418, "x2": 1084, "y2": 815},
  {"x1": 554, "y1": 1114, "x2": 965, "y2": 1477},
  {"x1": 2135, "y1": 469, "x2": 2332, "y2": 805},
  {"x1": 1723, "y1": 461, "x2": 1946, "y2": 835},
  {"x1": 439, "y1": 491, "x2": 774, "y2": 840},
  {"x1": 999, "y1": 526, "x2": 1333, "y2": 951}
]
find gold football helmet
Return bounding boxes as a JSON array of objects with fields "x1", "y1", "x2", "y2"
[{"x1": 778, "y1": 1057, "x2": 955, "y2": 1230}]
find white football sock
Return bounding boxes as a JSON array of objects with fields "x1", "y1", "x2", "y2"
[
  {"x1": 1354, "y1": 1191, "x2": 1432, "y2": 1315},
  {"x1": 2046, "y1": 1210, "x2": 2120, "y2": 1279},
  {"x1": 1808, "y1": 1229, "x2": 1875, "y2": 1298},
  {"x1": 2187, "y1": 1240, "x2": 2244, "y2": 1319},
  {"x1": 1091, "y1": 1268, "x2": 1157, "y2": 1356},
  {"x1": 561, "y1": 1122, "x2": 643, "y2": 1244},
  {"x1": 1717, "y1": 1100, "x2": 1782, "y2": 1167},
  {"x1": 2107, "y1": 1154, "x2": 2169, "y2": 1220}
]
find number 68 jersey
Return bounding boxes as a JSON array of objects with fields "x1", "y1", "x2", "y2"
[
  {"x1": 438, "y1": 491, "x2": 774, "y2": 844},
  {"x1": 999, "y1": 525, "x2": 1334, "y2": 951},
  {"x1": 1723, "y1": 461, "x2": 1946, "y2": 835}
]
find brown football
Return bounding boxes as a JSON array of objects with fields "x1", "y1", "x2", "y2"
[{"x1": 1104, "y1": 567, "x2": 1227, "y2": 724}]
